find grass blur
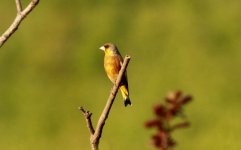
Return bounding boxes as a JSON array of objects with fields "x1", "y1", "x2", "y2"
[{"x1": 0, "y1": 0, "x2": 241, "y2": 149}]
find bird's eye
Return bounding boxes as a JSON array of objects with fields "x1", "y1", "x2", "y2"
[{"x1": 104, "y1": 45, "x2": 109, "y2": 49}]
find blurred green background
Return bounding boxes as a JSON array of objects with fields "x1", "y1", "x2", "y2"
[{"x1": 1, "y1": 0, "x2": 241, "y2": 149}]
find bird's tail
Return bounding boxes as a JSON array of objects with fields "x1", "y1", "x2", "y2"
[
  {"x1": 124, "y1": 97, "x2": 132, "y2": 107},
  {"x1": 120, "y1": 85, "x2": 132, "y2": 107}
]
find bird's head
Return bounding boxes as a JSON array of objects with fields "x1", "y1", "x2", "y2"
[{"x1": 99, "y1": 43, "x2": 118, "y2": 55}]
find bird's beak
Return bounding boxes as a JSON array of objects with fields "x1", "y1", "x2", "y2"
[{"x1": 99, "y1": 46, "x2": 105, "y2": 51}]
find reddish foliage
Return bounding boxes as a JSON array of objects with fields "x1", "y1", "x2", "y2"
[{"x1": 145, "y1": 91, "x2": 192, "y2": 150}]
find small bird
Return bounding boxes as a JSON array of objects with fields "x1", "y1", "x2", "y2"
[{"x1": 100, "y1": 43, "x2": 132, "y2": 107}]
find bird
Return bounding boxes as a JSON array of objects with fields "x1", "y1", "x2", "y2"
[{"x1": 100, "y1": 42, "x2": 132, "y2": 107}]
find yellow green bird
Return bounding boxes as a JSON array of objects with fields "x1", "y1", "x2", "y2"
[{"x1": 100, "y1": 43, "x2": 132, "y2": 107}]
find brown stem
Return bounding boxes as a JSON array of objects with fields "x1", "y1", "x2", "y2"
[
  {"x1": 0, "y1": 0, "x2": 40, "y2": 48},
  {"x1": 80, "y1": 55, "x2": 131, "y2": 150},
  {"x1": 79, "y1": 107, "x2": 95, "y2": 135},
  {"x1": 15, "y1": 0, "x2": 23, "y2": 13}
]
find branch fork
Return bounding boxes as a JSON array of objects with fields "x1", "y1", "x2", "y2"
[
  {"x1": 0, "y1": 0, "x2": 40, "y2": 48},
  {"x1": 80, "y1": 55, "x2": 131, "y2": 150}
]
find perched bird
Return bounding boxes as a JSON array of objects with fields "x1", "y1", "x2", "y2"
[{"x1": 100, "y1": 43, "x2": 132, "y2": 107}]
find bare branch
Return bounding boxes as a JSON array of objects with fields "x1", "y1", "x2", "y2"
[
  {"x1": 79, "y1": 107, "x2": 95, "y2": 135},
  {"x1": 80, "y1": 55, "x2": 131, "y2": 150},
  {"x1": 15, "y1": 0, "x2": 22, "y2": 13},
  {"x1": 0, "y1": 0, "x2": 40, "y2": 48}
]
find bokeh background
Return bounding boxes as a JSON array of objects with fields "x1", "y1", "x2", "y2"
[{"x1": 1, "y1": 0, "x2": 241, "y2": 150}]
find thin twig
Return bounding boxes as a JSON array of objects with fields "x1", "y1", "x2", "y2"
[
  {"x1": 0, "y1": 0, "x2": 40, "y2": 48},
  {"x1": 15, "y1": 0, "x2": 22, "y2": 13},
  {"x1": 79, "y1": 107, "x2": 95, "y2": 135},
  {"x1": 80, "y1": 55, "x2": 131, "y2": 150}
]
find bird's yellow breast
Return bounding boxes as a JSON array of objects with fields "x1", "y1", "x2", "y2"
[
  {"x1": 104, "y1": 54, "x2": 122, "y2": 83},
  {"x1": 104, "y1": 49, "x2": 114, "y2": 56}
]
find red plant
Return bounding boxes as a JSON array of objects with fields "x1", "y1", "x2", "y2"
[{"x1": 145, "y1": 91, "x2": 192, "y2": 150}]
